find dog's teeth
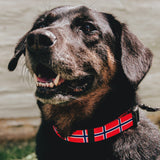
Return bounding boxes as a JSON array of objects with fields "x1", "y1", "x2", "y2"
[
  {"x1": 50, "y1": 82, "x2": 54, "y2": 88},
  {"x1": 46, "y1": 83, "x2": 50, "y2": 88},
  {"x1": 36, "y1": 81, "x2": 54, "y2": 88},
  {"x1": 54, "y1": 74, "x2": 60, "y2": 86}
]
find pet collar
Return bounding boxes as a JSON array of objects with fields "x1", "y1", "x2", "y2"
[{"x1": 53, "y1": 107, "x2": 139, "y2": 143}]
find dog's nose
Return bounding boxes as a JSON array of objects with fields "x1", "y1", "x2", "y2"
[{"x1": 27, "y1": 29, "x2": 57, "y2": 51}]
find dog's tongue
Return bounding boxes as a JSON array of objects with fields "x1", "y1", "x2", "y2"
[
  {"x1": 35, "y1": 74, "x2": 64, "y2": 86},
  {"x1": 37, "y1": 77, "x2": 52, "y2": 83}
]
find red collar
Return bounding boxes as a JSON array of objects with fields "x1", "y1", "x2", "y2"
[{"x1": 53, "y1": 107, "x2": 139, "y2": 143}]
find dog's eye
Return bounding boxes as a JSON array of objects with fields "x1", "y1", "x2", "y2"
[{"x1": 80, "y1": 23, "x2": 97, "y2": 34}]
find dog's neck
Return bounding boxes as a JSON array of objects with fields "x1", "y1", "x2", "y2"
[{"x1": 37, "y1": 85, "x2": 137, "y2": 137}]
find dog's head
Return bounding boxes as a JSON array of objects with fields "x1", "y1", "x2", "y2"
[{"x1": 8, "y1": 5, "x2": 152, "y2": 109}]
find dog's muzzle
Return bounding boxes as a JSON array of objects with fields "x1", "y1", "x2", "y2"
[{"x1": 26, "y1": 29, "x2": 94, "y2": 104}]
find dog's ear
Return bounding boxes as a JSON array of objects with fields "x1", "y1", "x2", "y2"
[
  {"x1": 104, "y1": 14, "x2": 153, "y2": 87},
  {"x1": 120, "y1": 24, "x2": 153, "y2": 87},
  {"x1": 8, "y1": 12, "x2": 47, "y2": 71},
  {"x1": 8, "y1": 32, "x2": 29, "y2": 71}
]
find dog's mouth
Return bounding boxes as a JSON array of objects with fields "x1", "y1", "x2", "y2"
[{"x1": 33, "y1": 64, "x2": 94, "y2": 103}]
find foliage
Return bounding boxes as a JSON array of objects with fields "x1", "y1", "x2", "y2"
[{"x1": 0, "y1": 139, "x2": 36, "y2": 160}]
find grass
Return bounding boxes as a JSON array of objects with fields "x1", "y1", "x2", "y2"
[
  {"x1": 1, "y1": 129, "x2": 159, "y2": 160},
  {"x1": 0, "y1": 139, "x2": 36, "y2": 160}
]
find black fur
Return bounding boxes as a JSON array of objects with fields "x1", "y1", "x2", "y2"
[{"x1": 8, "y1": 6, "x2": 160, "y2": 160}]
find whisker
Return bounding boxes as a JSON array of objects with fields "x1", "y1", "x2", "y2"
[
  {"x1": 21, "y1": 62, "x2": 35, "y2": 88},
  {"x1": 70, "y1": 96, "x2": 84, "y2": 105},
  {"x1": 111, "y1": 58, "x2": 121, "y2": 64}
]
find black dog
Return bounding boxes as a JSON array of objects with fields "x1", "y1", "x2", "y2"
[{"x1": 8, "y1": 6, "x2": 160, "y2": 160}]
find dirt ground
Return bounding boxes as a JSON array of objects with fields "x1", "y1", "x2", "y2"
[{"x1": 0, "y1": 118, "x2": 40, "y2": 142}]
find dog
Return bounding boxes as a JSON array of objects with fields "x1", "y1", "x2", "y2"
[{"x1": 8, "y1": 5, "x2": 160, "y2": 160}]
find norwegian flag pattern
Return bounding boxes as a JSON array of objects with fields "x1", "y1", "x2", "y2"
[{"x1": 53, "y1": 112, "x2": 133, "y2": 143}]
